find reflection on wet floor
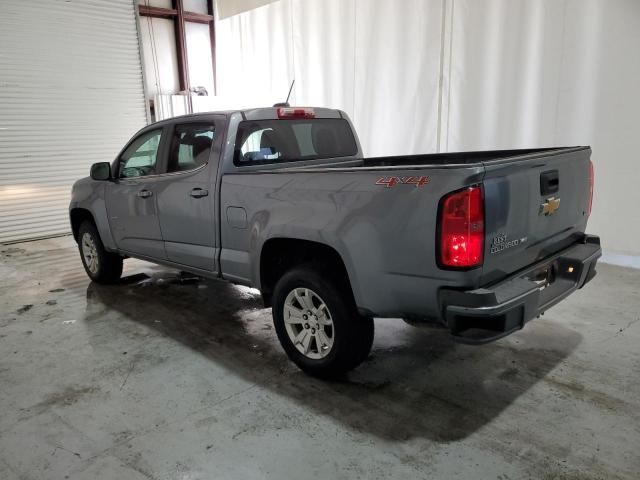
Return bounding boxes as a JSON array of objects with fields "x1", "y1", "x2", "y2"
[
  {"x1": 1, "y1": 236, "x2": 639, "y2": 479},
  {"x1": 82, "y1": 257, "x2": 584, "y2": 443}
]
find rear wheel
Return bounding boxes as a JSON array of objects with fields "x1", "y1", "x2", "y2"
[
  {"x1": 78, "y1": 221, "x2": 123, "y2": 284},
  {"x1": 272, "y1": 265, "x2": 374, "y2": 377}
]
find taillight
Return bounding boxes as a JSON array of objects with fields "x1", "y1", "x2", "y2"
[
  {"x1": 277, "y1": 107, "x2": 315, "y2": 119},
  {"x1": 588, "y1": 160, "x2": 594, "y2": 217},
  {"x1": 439, "y1": 186, "x2": 484, "y2": 268}
]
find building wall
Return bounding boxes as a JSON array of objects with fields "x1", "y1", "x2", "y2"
[
  {"x1": 215, "y1": 0, "x2": 640, "y2": 259},
  {"x1": 0, "y1": 0, "x2": 147, "y2": 243}
]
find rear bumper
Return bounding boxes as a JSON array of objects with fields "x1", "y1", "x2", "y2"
[{"x1": 440, "y1": 234, "x2": 601, "y2": 344}]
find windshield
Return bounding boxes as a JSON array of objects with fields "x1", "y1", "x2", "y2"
[{"x1": 234, "y1": 118, "x2": 358, "y2": 166}]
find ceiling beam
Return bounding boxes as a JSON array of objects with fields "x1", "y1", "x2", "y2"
[
  {"x1": 137, "y1": 5, "x2": 213, "y2": 23},
  {"x1": 184, "y1": 11, "x2": 214, "y2": 23},
  {"x1": 138, "y1": 1, "x2": 216, "y2": 97},
  {"x1": 207, "y1": 0, "x2": 217, "y2": 95},
  {"x1": 138, "y1": 5, "x2": 177, "y2": 19},
  {"x1": 173, "y1": 0, "x2": 190, "y2": 92}
]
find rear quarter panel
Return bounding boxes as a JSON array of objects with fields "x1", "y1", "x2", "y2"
[{"x1": 220, "y1": 165, "x2": 484, "y2": 318}]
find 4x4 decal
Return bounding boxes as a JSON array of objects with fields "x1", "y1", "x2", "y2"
[{"x1": 375, "y1": 176, "x2": 430, "y2": 188}]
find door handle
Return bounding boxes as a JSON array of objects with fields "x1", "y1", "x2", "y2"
[
  {"x1": 137, "y1": 189, "x2": 153, "y2": 198},
  {"x1": 190, "y1": 188, "x2": 209, "y2": 198}
]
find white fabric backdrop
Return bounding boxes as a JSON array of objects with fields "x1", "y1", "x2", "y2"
[
  {"x1": 216, "y1": 0, "x2": 444, "y2": 155},
  {"x1": 214, "y1": 0, "x2": 640, "y2": 258}
]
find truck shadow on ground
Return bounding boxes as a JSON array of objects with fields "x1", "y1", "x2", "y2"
[{"x1": 84, "y1": 267, "x2": 582, "y2": 443}]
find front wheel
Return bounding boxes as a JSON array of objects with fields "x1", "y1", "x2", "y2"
[
  {"x1": 78, "y1": 221, "x2": 123, "y2": 284},
  {"x1": 272, "y1": 265, "x2": 374, "y2": 378}
]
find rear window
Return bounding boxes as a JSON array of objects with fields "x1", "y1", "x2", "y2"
[{"x1": 234, "y1": 119, "x2": 358, "y2": 166}]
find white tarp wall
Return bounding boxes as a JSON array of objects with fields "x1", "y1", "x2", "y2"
[
  {"x1": 444, "y1": 0, "x2": 640, "y2": 265},
  {"x1": 215, "y1": 0, "x2": 640, "y2": 261},
  {"x1": 215, "y1": 0, "x2": 444, "y2": 155}
]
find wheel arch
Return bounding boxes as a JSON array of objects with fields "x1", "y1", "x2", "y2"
[
  {"x1": 70, "y1": 208, "x2": 96, "y2": 242},
  {"x1": 258, "y1": 238, "x2": 357, "y2": 309}
]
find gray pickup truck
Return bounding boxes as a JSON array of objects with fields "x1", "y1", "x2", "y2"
[{"x1": 70, "y1": 106, "x2": 601, "y2": 377}]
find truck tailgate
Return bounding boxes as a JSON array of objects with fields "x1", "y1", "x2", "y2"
[{"x1": 481, "y1": 147, "x2": 592, "y2": 284}]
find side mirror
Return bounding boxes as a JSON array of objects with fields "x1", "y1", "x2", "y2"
[{"x1": 90, "y1": 162, "x2": 111, "y2": 181}]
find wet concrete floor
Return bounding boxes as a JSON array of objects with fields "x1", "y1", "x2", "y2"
[{"x1": 0, "y1": 236, "x2": 638, "y2": 479}]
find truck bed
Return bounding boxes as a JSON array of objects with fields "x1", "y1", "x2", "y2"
[
  {"x1": 361, "y1": 147, "x2": 579, "y2": 167},
  {"x1": 268, "y1": 147, "x2": 586, "y2": 171},
  {"x1": 221, "y1": 144, "x2": 593, "y2": 319}
]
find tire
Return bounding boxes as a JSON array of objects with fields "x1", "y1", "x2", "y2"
[
  {"x1": 272, "y1": 265, "x2": 374, "y2": 378},
  {"x1": 78, "y1": 220, "x2": 123, "y2": 284}
]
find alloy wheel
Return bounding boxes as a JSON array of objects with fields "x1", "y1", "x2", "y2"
[{"x1": 283, "y1": 287, "x2": 334, "y2": 360}]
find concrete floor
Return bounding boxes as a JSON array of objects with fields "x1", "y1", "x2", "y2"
[{"x1": 0, "y1": 236, "x2": 638, "y2": 480}]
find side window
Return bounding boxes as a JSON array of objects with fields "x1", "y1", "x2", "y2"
[
  {"x1": 167, "y1": 123, "x2": 215, "y2": 173},
  {"x1": 233, "y1": 119, "x2": 357, "y2": 166},
  {"x1": 119, "y1": 129, "x2": 162, "y2": 178},
  {"x1": 239, "y1": 128, "x2": 283, "y2": 163}
]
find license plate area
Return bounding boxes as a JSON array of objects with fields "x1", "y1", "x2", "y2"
[{"x1": 527, "y1": 261, "x2": 559, "y2": 289}]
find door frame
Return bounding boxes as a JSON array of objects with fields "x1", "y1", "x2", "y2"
[
  {"x1": 153, "y1": 114, "x2": 228, "y2": 271},
  {"x1": 105, "y1": 115, "x2": 229, "y2": 263},
  {"x1": 104, "y1": 123, "x2": 172, "y2": 257}
]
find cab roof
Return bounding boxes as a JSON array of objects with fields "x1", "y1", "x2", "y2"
[{"x1": 149, "y1": 107, "x2": 345, "y2": 126}]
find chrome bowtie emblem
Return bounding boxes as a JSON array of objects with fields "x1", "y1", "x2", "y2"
[{"x1": 540, "y1": 197, "x2": 561, "y2": 216}]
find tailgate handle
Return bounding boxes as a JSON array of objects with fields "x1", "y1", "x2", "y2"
[{"x1": 540, "y1": 170, "x2": 559, "y2": 195}]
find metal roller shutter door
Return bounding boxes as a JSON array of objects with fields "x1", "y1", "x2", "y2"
[{"x1": 0, "y1": 0, "x2": 147, "y2": 243}]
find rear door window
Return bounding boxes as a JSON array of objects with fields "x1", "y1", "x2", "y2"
[
  {"x1": 234, "y1": 119, "x2": 357, "y2": 165},
  {"x1": 167, "y1": 123, "x2": 215, "y2": 173}
]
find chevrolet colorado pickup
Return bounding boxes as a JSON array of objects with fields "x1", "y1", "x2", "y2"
[{"x1": 70, "y1": 107, "x2": 601, "y2": 377}]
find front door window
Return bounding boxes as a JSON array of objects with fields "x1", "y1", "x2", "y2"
[{"x1": 118, "y1": 129, "x2": 162, "y2": 178}]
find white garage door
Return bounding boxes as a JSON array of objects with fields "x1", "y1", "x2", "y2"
[{"x1": 0, "y1": 0, "x2": 147, "y2": 243}]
